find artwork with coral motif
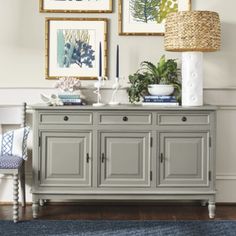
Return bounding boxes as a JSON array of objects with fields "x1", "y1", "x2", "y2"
[
  {"x1": 46, "y1": 18, "x2": 107, "y2": 80},
  {"x1": 57, "y1": 29, "x2": 95, "y2": 69},
  {"x1": 119, "y1": 0, "x2": 191, "y2": 35}
]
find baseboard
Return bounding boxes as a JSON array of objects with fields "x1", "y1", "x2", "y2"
[
  {"x1": 0, "y1": 202, "x2": 32, "y2": 206},
  {"x1": 1, "y1": 201, "x2": 236, "y2": 206},
  {"x1": 216, "y1": 202, "x2": 236, "y2": 205}
]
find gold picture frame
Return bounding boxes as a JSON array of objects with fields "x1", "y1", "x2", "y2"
[
  {"x1": 45, "y1": 18, "x2": 108, "y2": 80},
  {"x1": 40, "y1": 0, "x2": 113, "y2": 13},
  {"x1": 119, "y1": 0, "x2": 192, "y2": 36}
]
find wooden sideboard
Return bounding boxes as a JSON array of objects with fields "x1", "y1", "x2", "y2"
[{"x1": 31, "y1": 105, "x2": 216, "y2": 218}]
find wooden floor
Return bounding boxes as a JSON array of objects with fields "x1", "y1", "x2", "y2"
[{"x1": 1, "y1": 203, "x2": 236, "y2": 221}]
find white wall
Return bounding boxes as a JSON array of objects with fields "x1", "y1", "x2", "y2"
[
  {"x1": 1, "y1": 0, "x2": 235, "y2": 89},
  {"x1": 0, "y1": 0, "x2": 236, "y2": 203}
]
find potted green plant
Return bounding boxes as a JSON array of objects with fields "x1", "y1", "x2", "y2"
[{"x1": 127, "y1": 55, "x2": 181, "y2": 103}]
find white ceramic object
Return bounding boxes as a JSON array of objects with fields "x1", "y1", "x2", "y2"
[
  {"x1": 109, "y1": 77, "x2": 121, "y2": 106},
  {"x1": 182, "y1": 52, "x2": 203, "y2": 107},
  {"x1": 148, "y1": 84, "x2": 174, "y2": 96},
  {"x1": 93, "y1": 76, "x2": 105, "y2": 107},
  {"x1": 40, "y1": 94, "x2": 63, "y2": 106}
]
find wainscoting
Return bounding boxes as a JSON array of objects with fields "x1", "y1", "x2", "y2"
[{"x1": 0, "y1": 87, "x2": 236, "y2": 203}]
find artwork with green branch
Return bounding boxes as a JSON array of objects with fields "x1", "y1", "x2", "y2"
[
  {"x1": 119, "y1": 0, "x2": 190, "y2": 35},
  {"x1": 130, "y1": 0, "x2": 178, "y2": 24}
]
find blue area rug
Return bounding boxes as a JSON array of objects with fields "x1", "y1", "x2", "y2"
[{"x1": 0, "y1": 220, "x2": 236, "y2": 236}]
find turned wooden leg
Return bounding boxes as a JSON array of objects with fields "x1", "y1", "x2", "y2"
[
  {"x1": 32, "y1": 200, "x2": 39, "y2": 219},
  {"x1": 201, "y1": 200, "x2": 207, "y2": 207},
  {"x1": 13, "y1": 174, "x2": 19, "y2": 223},
  {"x1": 39, "y1": 199, "x2": 45, "y2": 207},
  {"x1": 20, "y1": 163, "x2": 26, "y2": 207},
  {"x1": 208, "y1": 201, "x2": 216, "y2": 219}
]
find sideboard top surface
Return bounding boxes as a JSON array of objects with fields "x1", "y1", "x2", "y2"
[{"x1": 30, "y1": 104, "x2": 217, "y2": 111}]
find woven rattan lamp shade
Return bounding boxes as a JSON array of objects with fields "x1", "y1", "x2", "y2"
[{"x1": 164, "y1": 11, "x2": 221, "y2": 52}]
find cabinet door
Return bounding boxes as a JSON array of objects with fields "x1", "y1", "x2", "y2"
[
  {"x1": 40, "y1": 131, "x2": 92, "y2": 187},
  {"x1": 99, "y1": 132, "x2": 151, "y2": 187},
  {"x1": 159, "y1": 132, "x2": 209, "y2": 187}
]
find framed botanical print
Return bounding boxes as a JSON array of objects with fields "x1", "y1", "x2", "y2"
[
  {"x1": 45, "y1": 18, "x2": 108, "y2": 80},
  {"x1": 40, "y1": 0, "x2": 113, "y2": 13},
  {"x1": 119, "y1": 0, "x2": 191, "y2": 36}
]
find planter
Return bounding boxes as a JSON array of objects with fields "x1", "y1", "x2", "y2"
[{"x1": 148, "y1": 84, "x2": 174, "y2": 96}]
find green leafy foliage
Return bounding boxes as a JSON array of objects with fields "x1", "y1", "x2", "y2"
[
  {"x1": 127, "y1": 72, "x2": 153, "y2": 103},
  {"x1": 127, "y1": 55, "x2": 181, "y2": 104},
  {"x1": 130, "y1": 0, "x2": 178, "y2": 24},
  {"x1": 130, "y1": 0, "x2": 160, "y2": 23},
  {"x1": 156, "y1": 0, "x2": 178, "y2": 23}
]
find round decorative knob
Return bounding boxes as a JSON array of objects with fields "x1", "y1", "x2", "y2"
[
  {"x1": 64, "y1": 116, "x2": 69, "y2": 121},
  {"x1": 182, "y1": 116, "x2": 187, "y2": 122},
  {"x1": 123, "y1": 116, "x2": 128, "y2": 122}
]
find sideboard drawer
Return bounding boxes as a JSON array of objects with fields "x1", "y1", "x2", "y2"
[
  {"x1": 40, "y1": 113, "x2": 92, "y2": 124},
  {"x1": 158, "y1": 114, "x2": 210, "y2": 125},
  {"x1": 99, "y1": 113, "x2": 152, "y2": 125}
]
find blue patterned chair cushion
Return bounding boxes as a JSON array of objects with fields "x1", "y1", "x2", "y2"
[
  {"x1": 0, "y1": 155, "x2": 23, "y2": 169},
  {"x1": 0, "y1": 127, "x2": 30, "y2": 160}
]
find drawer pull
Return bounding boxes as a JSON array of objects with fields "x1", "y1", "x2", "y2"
[
  {"x1": 123, "y1": 116, "x2": 128, "y2": 122},
  {"x1": 182, "y1": 116, "x2": 187, "y2": 122},
  {"x1": 64, "y1": 116, "x2": 69, "y2": 121}
]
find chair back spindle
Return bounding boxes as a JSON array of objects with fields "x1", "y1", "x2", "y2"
[
  {"x1": 21, "y1": 103, "x2": 27, "y2": 128},
  {"x1": 0, "y1": 103, "x2": 28, "y2": 222}
]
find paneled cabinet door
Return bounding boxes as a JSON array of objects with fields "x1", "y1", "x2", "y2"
[
  {"x1": 39, "y1": 131, "x2": 92, "y2": 187},
  {"x1": 99, "y1": 132, "x2": 151, "y2": 187},
  {"x1": 159, "y1": 132, "x2": 210, "y2": 187}
]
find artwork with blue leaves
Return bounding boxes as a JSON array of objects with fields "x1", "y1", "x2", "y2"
[
  {"x1": 46, "y1": 18, "x2": 107, "y2": 80},
  {"x1": 57, "y1": 29, "x2": 95, "y2": 69}
]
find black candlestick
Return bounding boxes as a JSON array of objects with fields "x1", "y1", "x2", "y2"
[
  {"x1": 99, "y1": 42, "x2": 102, "y2": 77},
  {"x1": 116, "y1": 45, "x2": 119, "y2": 78}
]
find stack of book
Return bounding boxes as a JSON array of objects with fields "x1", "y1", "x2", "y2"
[
  {"x1": 58, "y1": 94, "x2": 83, "y2": 106},
  {"x1": 142, "y1": 95, "x2": 179, "y2": 106}
]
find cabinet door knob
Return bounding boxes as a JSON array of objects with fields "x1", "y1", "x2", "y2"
[
  {"x1": 182, "y1": 116, "x2": 187, "y2": 122},
  {"x1": 160, "y1": 153, "x2": 164, "y2": 163},
  {"x1": 64, "y1": 116, "x2": 69, "y2": 121},
  {"x1": 86, "y1": 153, "x2": 90, "y2": 163},
  {"x1": 123, "y1": 116, "x2": 128, "y2": 122},
  {"x1": 101, "y1": 153, "x2": 105, "y2": 163}
]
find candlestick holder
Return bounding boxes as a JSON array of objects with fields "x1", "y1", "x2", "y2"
[
  {"x1": 109, "y1": 77, "x2": 121, "y2": 106},
  {"x1": 93, "y1": 76, "x2": 106, "y2": 107}
]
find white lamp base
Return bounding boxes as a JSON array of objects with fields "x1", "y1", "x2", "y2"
[{"x1": 182, "y1": 52, "x2": 203, "y2": 107}]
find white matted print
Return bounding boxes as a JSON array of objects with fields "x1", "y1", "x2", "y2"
[
  {"x1": 40, "y1": 0, "x2": 113, "y2": 13},
  {"x1": 46, "y1": 18, "x2": 108, "y2": 80},
  {"x1": 119, "y1": 0, "x2": 191, "y2": 35}
]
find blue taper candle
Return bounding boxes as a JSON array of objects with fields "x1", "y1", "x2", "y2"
[
  {"x1": 116, "y1": 45, "x2": 119, "y2": 78},
  {"x1": 99, "y1": 42, "x2": 102, "y2": 77}
]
